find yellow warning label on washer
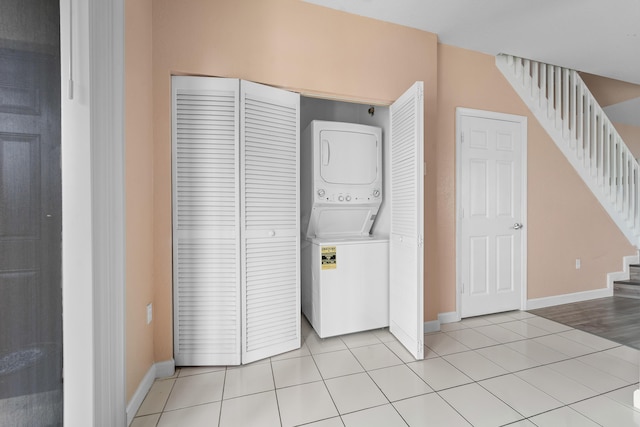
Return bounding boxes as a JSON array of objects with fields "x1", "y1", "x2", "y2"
[{"x1": 321, "y1": 246, "x2": 336, "y2": 270}]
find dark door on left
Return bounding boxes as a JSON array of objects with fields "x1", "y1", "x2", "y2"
[{"x1": 0, "y1": 5, "x2": 62, "y2": 425}]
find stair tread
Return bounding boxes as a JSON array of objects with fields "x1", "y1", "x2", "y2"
[{"x1": 614, "y1": 280, "x2": 640, "y2": 286}]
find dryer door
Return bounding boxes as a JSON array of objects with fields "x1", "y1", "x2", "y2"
[{"x1": 320, "y1": 129, "x2": 379, "y2": 185}]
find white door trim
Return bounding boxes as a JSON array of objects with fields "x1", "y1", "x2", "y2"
[
  {"x1": 455, "y1": 108, "x2": 527, "y2": 319},
  {"x1": 61, "y1": 0, "x2": 126, "y2": 425},
  {"x1": 89, "y1": 0, "x2": 126, "y2": 424}
]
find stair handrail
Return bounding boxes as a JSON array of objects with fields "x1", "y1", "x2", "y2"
[{"x1": 497, "y1": 54, "x2": 640, "y2": 247}]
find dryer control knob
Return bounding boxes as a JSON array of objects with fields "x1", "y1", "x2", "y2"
[
  {"x1": 373, "y1": 189, "x2": 380, "y2": 197},
  {"x1": 346, "y1": 195, "x2": 351, "y2": 202},
  {"x1": 317, "y1": 189, "x2": 325, "y2": 197},
  {"x1": 338, "y1": 195, "x2": 344, "y2": 202}
]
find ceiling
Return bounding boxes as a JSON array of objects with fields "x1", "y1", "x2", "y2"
[{"x1": 303, "y1": 0, "x2": 640, "y2": 124}]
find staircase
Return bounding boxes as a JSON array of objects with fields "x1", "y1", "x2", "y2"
[
  {"x1": 496, "y1": 54, "x2": 640, "y2": 246},
  {"x1": 496, "y1": 54, "x2": 640, "y2": 296},
  {"x1": 614, "y1": 264, "x2": 640, "y2": 298}
]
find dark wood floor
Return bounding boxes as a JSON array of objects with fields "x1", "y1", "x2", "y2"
[{"x1": 529, "y1": 296, "x2": 640, "y2": 349}]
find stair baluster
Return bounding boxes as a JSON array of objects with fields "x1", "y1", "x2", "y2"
[{"x1": 496, "y1": 53, "x2": 640, "y2": 248}]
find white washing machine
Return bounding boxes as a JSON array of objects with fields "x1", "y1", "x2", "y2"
[
  {"x1": 300, "y1": 120, "x2": 388, "y2": 338},
  {"x1": 301, "y1": 236, "x2": 389, "y2": 338}
]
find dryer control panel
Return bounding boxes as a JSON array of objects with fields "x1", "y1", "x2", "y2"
[{"x1": 315, "y1": 187, "x2": 382, "y2": 204}]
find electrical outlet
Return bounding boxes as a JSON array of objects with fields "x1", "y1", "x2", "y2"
[
  {"x1": 575, "y1": 258, "x2": 581, "y2": 269},
  {"x1": 146, "y1": 303, "x2": 153, "y2": 324}
]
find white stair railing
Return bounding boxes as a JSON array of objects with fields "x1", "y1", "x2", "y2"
[{"x1": 496, "y1": 54, "x2": 640, "y2": 247}]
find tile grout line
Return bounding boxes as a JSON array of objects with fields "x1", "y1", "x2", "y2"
[
  {"x1": 340, "y1": 331, "x2": 417, "y2": 425},
  {"x1": 441, "y1": 315, "x2": 638, "y2": 426},
  {"x1": 138, "y1": 311, "x2": 639, "y2": 426},
  {"x1": 437, "y1": 316, "x2": 559, "y2": 425},
  {"x1": 268, "y1": 356, "x2": 284, "y2": 427}
]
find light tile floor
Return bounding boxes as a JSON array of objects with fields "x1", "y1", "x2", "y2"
[{"x1": 132, "y1": 311, "x2": 640, "y2": 426}]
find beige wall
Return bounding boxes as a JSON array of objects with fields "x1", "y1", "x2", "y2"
[
  {"x1": 614, "y1": 122, "x2": 640, "y2": 158},
  {"x1": 437, "y1": 45, "x2": 635, "y2": 304},
  {"x1": 580, "y1": 74, "x2": 640, "y2": 157},
  {"x1": 152, "y1": 0, "x2": 438, "y2": 362},
  {"x1": 124, "y1": 0, "x2": 637, "y2": 398},
  {"x1": 125, "y1": 0, "x2": 155, "y2": 401},
  {"x1": 581, "y1": 72, "x2": 640, "y2": 107}
]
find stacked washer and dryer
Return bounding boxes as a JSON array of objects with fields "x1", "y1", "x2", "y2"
[{"x1": 301, "y1": 120, "x2": 389, "y2": 338}]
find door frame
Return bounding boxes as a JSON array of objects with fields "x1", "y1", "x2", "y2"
[
  {"x1": 61, "y1": 0, "x2": 126, "y2": 425},
  {"x1": 455, "y1": 108, "x2": 528, "y2": 320}
]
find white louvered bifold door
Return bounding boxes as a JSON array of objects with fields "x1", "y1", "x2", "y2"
[
  {"x1": 172, "y1": 76, "x2": 241, "y2": 366},
  {"x1": 240, "y1": 81, "x2": 300, "y2": 363},
  {"x1": 389, "y1": 82, "x2": 425, "y2": 360}
]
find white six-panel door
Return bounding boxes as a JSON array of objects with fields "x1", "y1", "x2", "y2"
[
  {"x1": 172, "y1": 77, "x2": 300, "y2": 365},
  {"x1": 458, "y1": 110, "x2": 526, "y2": 318},
  {"x1": 389, "y1": 82, "x2": 424, "y2": 360},
  {"x1": 172, "y1": 77, "x2": 242, "y2": 365}
]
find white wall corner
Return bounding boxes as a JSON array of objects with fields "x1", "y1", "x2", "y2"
[
  {"x1": 526, "y1": 287, "x2": 613, "y2": 310},
  {"x1": 126, "y1": 359, "x2": 175, "y2": 426}
]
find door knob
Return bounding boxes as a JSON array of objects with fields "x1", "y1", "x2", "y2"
[
  {"x1": 268, "y1": 230, "x2": 276, "y2": 237},
  {"x1": 512, "y1": 223, "x2": 523, "y2": 230}
]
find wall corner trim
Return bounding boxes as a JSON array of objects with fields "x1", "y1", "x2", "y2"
[
  {"x1": 155, "y1": 359, "x2": 176, "y2": 379},
  {"x1": 126, "y1": 359, "x2": 176, "y2": 426},
  {"x1": 438, "y1": 311, "x2": 460, "y2": 324}
]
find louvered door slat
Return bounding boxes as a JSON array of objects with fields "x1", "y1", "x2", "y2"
[
  {"x1": 172, "y1": 76, "x2": 241, "y2": 366},
  {"x1": 240, "y1": 81, "x2": 300, "y2": 363}
]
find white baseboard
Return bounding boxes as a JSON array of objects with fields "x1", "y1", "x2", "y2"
[
  {"x1": 423, "y1": 320, "x2": 440, "y2": 334},
  {"x1": 529, "y1": 251, "x2": 639, "y2": 311},
  {"x1": 126, "y1": 359, "x2": 175, "y2": 426},
  {"x1": 438, "y1": 311, "x2": 460, "y2": 324},
  {"x1": 526, "y1": 288, "x2": 613, "y2": 310},
  {"x1": 423, "y1": 311, "x2": 461, "y2": 334},
  {"x1": 155, "y1": 359, "x2": 176, "y2": 379}
]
